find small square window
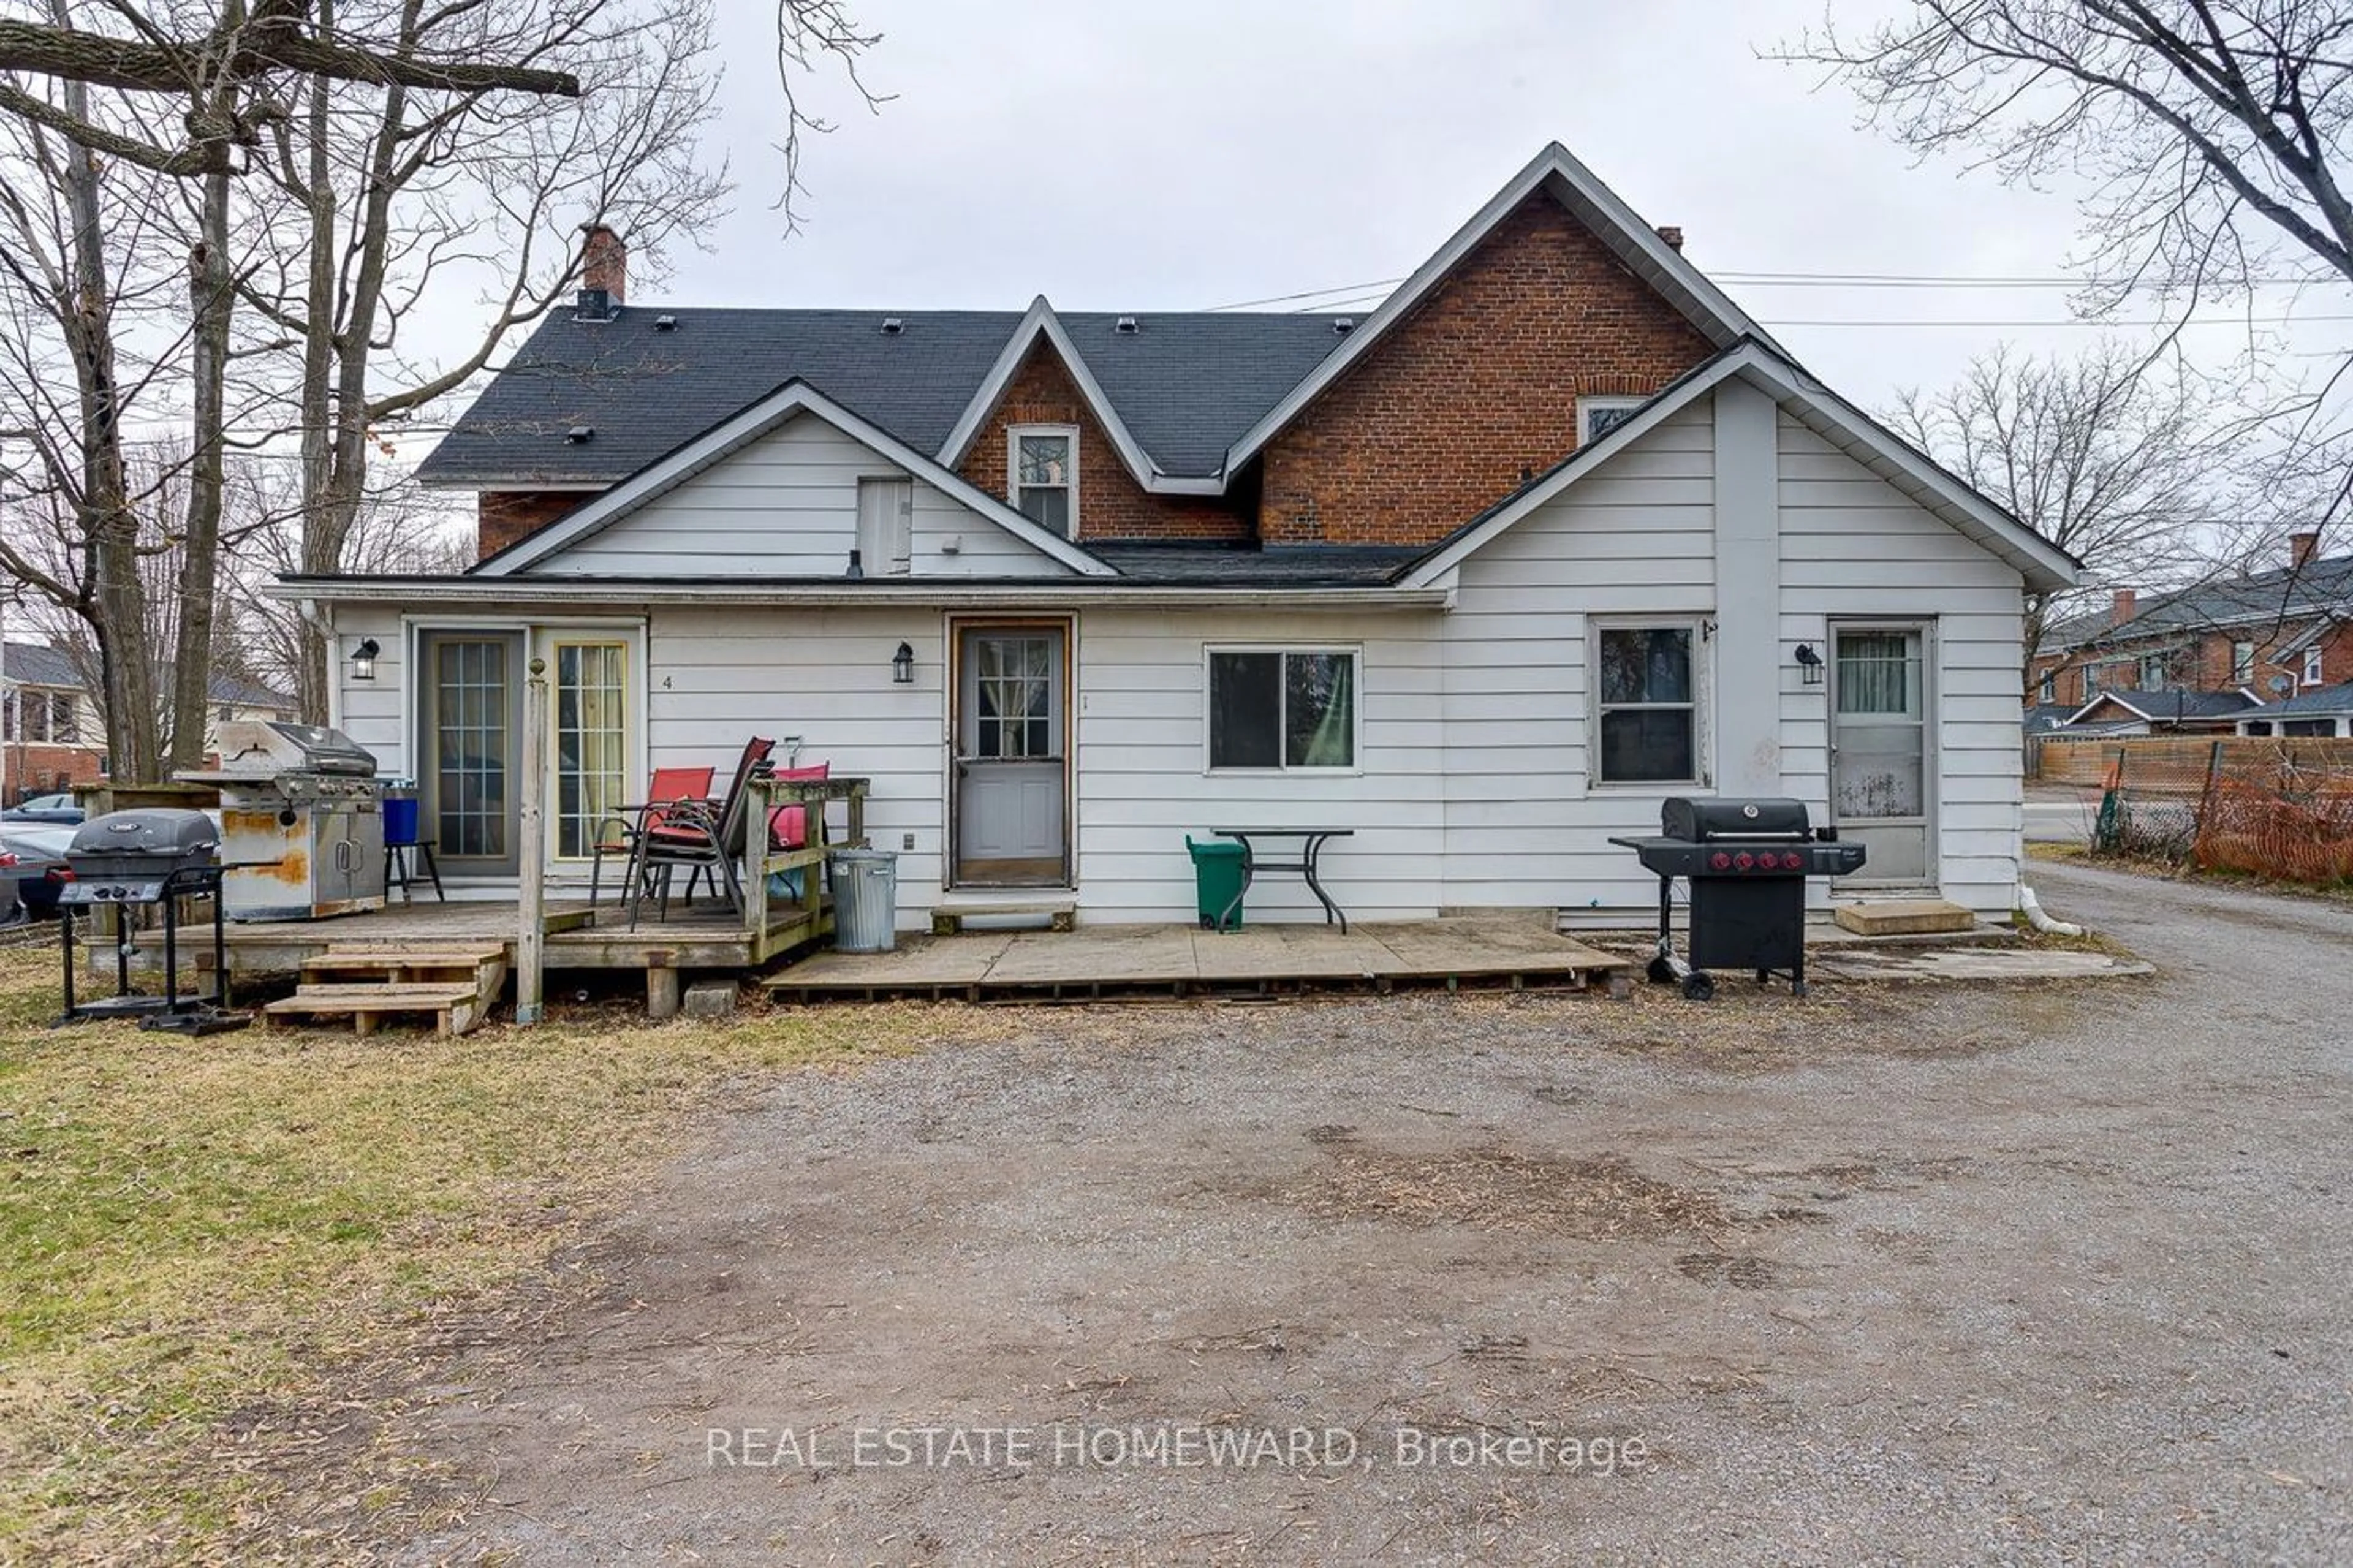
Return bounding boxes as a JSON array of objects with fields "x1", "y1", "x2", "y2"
[
  {"x1": 1578, "y1": 396, "x2": 1644, "y2": 445},
  {"x1": 1207, "y1": 648, "x2": 1357, "y2": 771}
]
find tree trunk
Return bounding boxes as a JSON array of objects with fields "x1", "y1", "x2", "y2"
[
  {"x1": 51, "y1": 17, "x2": 156, "y2": 782},
  {"x1": 170, "y1": 161, "x2": 234, "y2": 773},
  {"x1": 293, "y1": 64, "x2": 337, "y2": 723}
]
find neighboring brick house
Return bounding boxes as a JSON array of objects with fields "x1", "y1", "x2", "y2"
[
  {"x1": 1, "y1": 639, "x2": 298, "y2": 802},
  {"x1": 2030, "y1": 537, "x2": 2352, "y2": 710},
  {"x1": 2, "y1": 640, "x2": 104, "y2": 799},
  {"x1": 306, "y1": 143, "x2": 2077, "y2": 925}
]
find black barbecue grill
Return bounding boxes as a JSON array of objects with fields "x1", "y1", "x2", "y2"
[
  {"x1": 1610, "y1": 797, "x2": 1865, "y2": 1000},
  {"x1": 56, "y1": 809, "x2": 246, "y2": 1033},
  {"x1": 62, "y1": 809, "x2": 221, "y2": 905}
]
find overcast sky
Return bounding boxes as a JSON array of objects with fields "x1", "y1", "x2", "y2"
[{"x1": 589, "y1": 0, "x2": 2338, "y2": 418}]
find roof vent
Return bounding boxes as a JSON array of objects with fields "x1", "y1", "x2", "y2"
[
  {"x1": 881, "y1": 316, "x2": 904, "y2": 335},
  {"x1": 653, "y1": 312, "x2": 678, "y2": 332},
  {"x1": 1115, "y1": 315, "x2": 1139, "y2": 333},
  {"x1": 565, "y1": 425, "x2": 594, "y2": 444},
  {"x1": 1333, "y1": 316, "x2": 1355, "y2": 334}
]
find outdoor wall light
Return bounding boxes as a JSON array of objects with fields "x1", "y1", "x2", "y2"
[
  {"x1": 1794, "y1": 643, "x2": 1824, "y2": 686},
  {"x1": 892, "y1": 641, "x2": 915, "y2": 684},
  {"x1": 350, "y1": 637, "x2": 381, "y2": 681}
]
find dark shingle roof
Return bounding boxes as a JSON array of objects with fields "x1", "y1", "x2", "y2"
[
  {"x1": 1086, "y1": 543, "x2": 1427, "y2": 586},
  {"x1": 2260, "y1": 680, "x2": 2353, "y2": 716},
  {"x1": 6, "y1": 642, "x2": 291, "y2": 710},
  {"x1": 2, "y1": 641, "x2": 77, "y2": 687},
  {"x1": 2051, "y1": 553, "x2": 2353, "y2": 650},
  {"x1": 2087, "y1": 688, "x2": 2262, "y2": 720},
  {"x1": 417, "y1": 306, "x2": 1348, "y2": 488}
]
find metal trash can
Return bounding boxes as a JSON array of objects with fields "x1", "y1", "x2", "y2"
[
  {"x1": 830, "y1": 847, "x2": 900, "y2": 953},
  {"x1": 381, "y1": 779, "x2": 420, "y2": 846},
  {"x1": 1186, "y1": 835, "x2": 1247, "y2": 932}
]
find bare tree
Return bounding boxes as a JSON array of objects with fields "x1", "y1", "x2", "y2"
[
  {"x1": 1778, "y1": 3, "x2": 2353, "y2": 305},
  {"x1": 233, "y1": 0, "x2": 734, "y2": 719},
  {"x1": 1889, "y1": 341, "x2": 2223, "y2": 692}
]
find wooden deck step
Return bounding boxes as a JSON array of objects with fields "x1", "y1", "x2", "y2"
[
  {"x1": 265, "y1": 981, "x2": 490, "y2": 1038},
  {"x1": 306, "y1": 942, "x2": 509, "y2": 964},
  {"x1": 1832, "y1": 899, "x2": 1978, "y2": 937}
]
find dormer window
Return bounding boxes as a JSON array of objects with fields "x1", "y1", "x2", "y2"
[{"x1": 1010, "y1": 425, "x2": 1077, "y2": 536}]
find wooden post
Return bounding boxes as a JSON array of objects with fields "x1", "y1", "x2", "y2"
[
  {"x1": 744, "y1": 773, "x2": 769, "y2": 958},
  {"x1": 515, "y1": 655, "x2": 548, "y2": 1025}
]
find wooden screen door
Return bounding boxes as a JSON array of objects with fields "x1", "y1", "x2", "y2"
[{"x1": 953, "y1": 623, "x2": 1068, "y2": 886}]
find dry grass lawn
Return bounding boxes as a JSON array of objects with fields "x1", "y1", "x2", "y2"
[{"x1": 0, "y1": 943, "x2": 991, "y2": 1564}]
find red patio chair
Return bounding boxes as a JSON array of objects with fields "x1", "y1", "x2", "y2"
[
  {"x1": 589, "y1": 764, "x2": 716, "y2": 910},
  {"x1": 629, "y1": 737, "x2": 776, "y2": 928}
]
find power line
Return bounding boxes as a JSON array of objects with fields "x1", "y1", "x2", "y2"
[{"x1": 1205, "y1": 266, "x2": 2337, "y2": 313}]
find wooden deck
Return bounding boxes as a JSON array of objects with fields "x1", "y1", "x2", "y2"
[
  {"x1": 215, "y1": 895, "x2": 828, "y2": 975},
  {"x1": 765, "y1": 916, "x2": 1634, "y2": 1003}
]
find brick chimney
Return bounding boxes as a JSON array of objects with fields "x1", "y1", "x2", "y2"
[
  {"x1": 2289, "y1": 531, "x2": 2321, "y2": 569},
  {"x1": 581, "y1": 222, "x2": 626, "y2": 305},
  {"x1": 2112, "y1": 588, "x2": 2137, "y2": 623},
  {"x1": 1654, "y1": 225, "x2": 1684, "y2": 252}
]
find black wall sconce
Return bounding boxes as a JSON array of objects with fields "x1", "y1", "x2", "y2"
[
  {"x1": 350, "y1": 637, "x2": 381, "y2": 681},
  {"x1": 1794, "y1": 642, "x2": 1824, "y2": 686},
  {"x1": 892, "y1": 641, "x2": 915, "y2": 684}
]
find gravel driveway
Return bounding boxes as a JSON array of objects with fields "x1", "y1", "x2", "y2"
[{"x1": 382, "y1": 862, "x2": 2351, "y2": 1565}]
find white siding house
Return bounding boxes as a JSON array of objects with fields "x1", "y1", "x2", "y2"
[{"x1": 299, "y1": 346, "x2": 2073, "y2": 929}]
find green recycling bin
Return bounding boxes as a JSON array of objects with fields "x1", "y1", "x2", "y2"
[{"x1": 1186, "y1": 835, "x2": 1248, "y2": 932}]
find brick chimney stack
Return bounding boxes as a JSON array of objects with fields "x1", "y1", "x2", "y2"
[
  {"x1": 2289, "y1": 530, "x2": 2321, "y2": 569},
  {"x1": 581, "y1": 223, "x2": 626, "y2": 306},
  {"x1": 2112, "y1": 588, "x2": 2137, "y2": 623},
  {"x1": 1654, "y1": 225, "x2": 1684, "y2": 252}
]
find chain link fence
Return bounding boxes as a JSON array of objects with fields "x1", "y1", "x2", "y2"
[{"x1": 2071, "y1": 738, "x2": 2353, "y2": 884}]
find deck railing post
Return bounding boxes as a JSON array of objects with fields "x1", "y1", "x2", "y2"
[
  {"x1": 745, "y1": 774, "x2": 770, "y2": 949},
  {"x1": 515, "y1": 656, "x2": 548, "y2": 1025}
]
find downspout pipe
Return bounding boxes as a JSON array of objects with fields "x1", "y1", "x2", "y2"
[{"x1": 2017, "y1": 883, "x2": 2083, "y2": 938}]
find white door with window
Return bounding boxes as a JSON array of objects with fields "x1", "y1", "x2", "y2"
[
  {"x1": 1828, "y1": 623, "x2": 1931, "y2": 885},
  {"x1": 953, "y1": 623, "x2": 1067, "y2": 885}
]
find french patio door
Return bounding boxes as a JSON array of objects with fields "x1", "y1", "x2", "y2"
[{"x1": 420, "y1": 631, "x2": 523, "y2": 877}]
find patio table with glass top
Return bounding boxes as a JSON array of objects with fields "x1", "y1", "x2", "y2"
[{"x1": 1211, "y1": 828, "x2": 1354, "y2": 933}]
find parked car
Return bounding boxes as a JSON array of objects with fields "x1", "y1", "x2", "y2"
[
  {"x1": 0, "y1": 822, "x2": 74, "y2": 921},
  {"x1": 2, "y1": 792, "x2": 85, "y2": 826}
]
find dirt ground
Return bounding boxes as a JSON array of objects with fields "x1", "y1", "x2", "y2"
[{"x1": 344, "y1": 861, "x2": 2347, "y2": 1565}]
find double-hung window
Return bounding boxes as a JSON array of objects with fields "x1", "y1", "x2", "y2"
[
  {"x1": 1010, "y1": 426, "x2": 1077, "y2": 536},
  {"x1": 2231, "y1": 640, "x2": 2256, "y2": 683},
  {"x1": 2304, "y1": 644, "x2": 2325, "y2": 686},
  {"x1": 1207, "y1": 648, "x2": 1358, "y2": 771},
  {"x1": 1596, "y1": 623, "x2": 1702, "y2": 784}
]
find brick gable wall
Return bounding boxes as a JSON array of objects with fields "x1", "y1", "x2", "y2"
[
  {"x1": 477, "y1": 491, "x2": 586, "y2": 559},
  {"x1": 1257, "y1": 194, "x2": 1716, "y2": 547},
  {"x1": 954, "y1": 344, "x2": 1251, "y2": 542}
]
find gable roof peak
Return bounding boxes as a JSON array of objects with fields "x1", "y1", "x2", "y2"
[{"x1": 1221, "y1": 140, "x2": 1786, "y2": 472}]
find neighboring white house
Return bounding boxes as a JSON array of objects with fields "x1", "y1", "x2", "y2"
[{"x1": 280, "y1": 146, "x2": 2078, "y2": 928}]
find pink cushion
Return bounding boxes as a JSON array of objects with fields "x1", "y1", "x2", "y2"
[{"x1": 767, "y1": 762, "x2": 831, "y2": 848}]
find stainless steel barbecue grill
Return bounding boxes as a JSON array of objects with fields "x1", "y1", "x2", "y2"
[
  {"x1": 1610, "y1": 797, "x2": 1866, "y2": 999},
  {"x1": 178, "y1": 721, "x2": 386, "y2": 920}
]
